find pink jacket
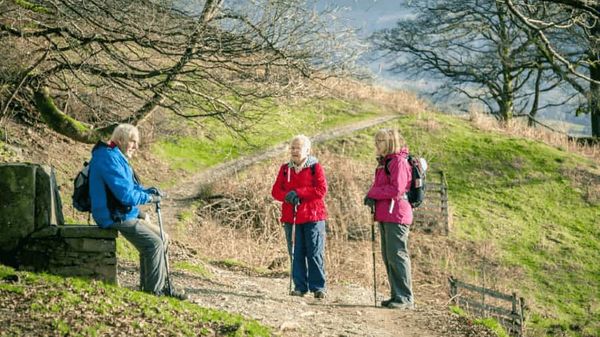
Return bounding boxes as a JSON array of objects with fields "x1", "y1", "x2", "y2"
[{"x1": 367, "y1": 148, "x2": 413, "y2": 225}]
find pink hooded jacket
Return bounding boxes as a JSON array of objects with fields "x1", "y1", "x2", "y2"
[{"x1": 366, "y1": 148, "x2": 413, "y2": 225}]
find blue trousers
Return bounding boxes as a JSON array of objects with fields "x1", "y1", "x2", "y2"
[
  {"x1": 380, "y1": 222, "x2": 413, "y2": 304},
  {"x1": 284, "y1": 221, "x2": 326, "y2": 293}
]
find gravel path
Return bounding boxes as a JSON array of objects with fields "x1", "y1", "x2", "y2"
[{"x1": 118, "y1": 260, "x2": 494, "y2": 337}]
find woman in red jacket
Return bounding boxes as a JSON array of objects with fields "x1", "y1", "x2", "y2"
[
  {"x1": 271, "y1": 135, "x2": 328, "y2": 299},
  {"x1": 364, "y1": 128, "x2": 414, "y2": 309}
]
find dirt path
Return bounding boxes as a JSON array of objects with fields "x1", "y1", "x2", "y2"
[
  {"x1": 133, "y1": 115, "x2": 494, "y2": 336},
  {"x1": 118, "y1": 260, "x2": 490, "y2": 337}
]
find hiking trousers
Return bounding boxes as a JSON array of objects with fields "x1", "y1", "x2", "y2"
[
  {"x1": 284, "y1": 221, "x2": 326, "y2": 293},
  {"x1": 111, "y1": 219, "x2": 167, "y2": 294},
  {"x1": 380, "y1": 222, "x2": 413, "y2": 305}
]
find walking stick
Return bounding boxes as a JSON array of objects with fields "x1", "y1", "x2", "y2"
[
  {"x1": 370, "y1": 204, "x2": 377, "y2": 307},
  {"x1": 289, "y1": 204, "x2": 298, "y2": 295},
  {"x1": 156, "y1": 200, "x2": 172, "y2": 295}
]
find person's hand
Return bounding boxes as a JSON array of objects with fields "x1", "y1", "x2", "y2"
[
  {"x1": 363, "y1": 196, "x2": 376, "y2": 208},
  {"x1": 149, "y1": 194, "x2": 162, "y2": 204},
  {"x1": 147, "y1": 187, "x2": 163, "y2": 196},
  {"x1": 285, "y1": 190, "x2": 300, "y2": 205}
]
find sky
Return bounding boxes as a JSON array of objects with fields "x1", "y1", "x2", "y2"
[{"x1": 321, "y1": 0, "x2": 406, "y2": 35}]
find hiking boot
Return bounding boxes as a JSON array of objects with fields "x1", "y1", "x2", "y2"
[
  {"x1": 159, "y1": 287, "x2": 188, "y2": 301},
  {"x1": 314, "y1": 291, "x2": 326, "y2": 299},
  {"x1": 380, "y1": 298, "x2": 394, "y2": 307},
  {"x1": 290, "y1": 290, "x2": 306, "y2": 297},
  {"x1": 386, "y1": 301, "x2": 414, "y2": 310}
]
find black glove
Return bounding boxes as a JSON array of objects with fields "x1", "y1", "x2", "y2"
[
  {"x1": 147, "y1": 187, "x2": 163, "y2": 196},
  {"x1": 285, "y1": 190, "x2": 300, "y2": 205},
  {"x1": 363, "y1": 196, "x2": 376, "y2": 208},
  {"x1": 149, "y1": 194, "x2": 162, "y2": 204}
]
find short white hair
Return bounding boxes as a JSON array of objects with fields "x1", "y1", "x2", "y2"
[
  {"x1": 291, "y1": 134, "x2": 311, "y2": 151},
  {"x1": 110, "y1": 123, "x2": 139, "y2": 144}
]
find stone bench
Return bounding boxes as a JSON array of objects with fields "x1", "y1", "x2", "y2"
[{"x1": 0, "y1": 163, "x2": 118, "y2": 283}]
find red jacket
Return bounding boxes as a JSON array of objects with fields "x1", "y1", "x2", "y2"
[
  {"x1": 271, "y1": 158, "x2": 328, "y2": 225},
  {"x1": 367, "y1": 148, "x2": 413, "y2": 225}
]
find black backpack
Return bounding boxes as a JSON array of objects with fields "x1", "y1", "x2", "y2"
[
  {"x1": 384, "y1": 155, "x2": 427, "y2": 208},
  {"x1": 72, "y1": 161, "x2": 91, "y2": 212}
]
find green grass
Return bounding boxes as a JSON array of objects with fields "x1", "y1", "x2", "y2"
[
  {"x1": 0, "y1": 264, "x2": 270, "y2": 336},
  {"x1": 116, "y1": 236, "x2": 139, "y2": 262},
  {"x1": 211, "y1": 259, "x2": 270, "y2": 276},
  {"x1": 327, "y1": 112, "x2": 600, "y2": 337},
  {"x1": 173, "y1": 261, "x2": 212, "y2": 279},
  {"x1": 152, "y1": 98, "x2": 383, "y2": 176},
  {"x1": 450, "y1": 306, "x2": 510, "y2": 337}
]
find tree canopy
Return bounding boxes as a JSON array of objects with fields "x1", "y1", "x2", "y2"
[
  {"x1": 373, "y1": 0, "x2": 600, "y2": 136},
  {"x1": 0, "y1": 0, "x2": 363, "y2": 142},
  {"x1": 505, "y1": 0, "x2": 600, "y2": 136}
]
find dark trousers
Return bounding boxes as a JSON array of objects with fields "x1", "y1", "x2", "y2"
[
  {"x1": 111, "y1": 219, "x2": 167, "y2": 294},
  {"x1": 380, "y1": 222, "x2": 413, "y2": 304}
]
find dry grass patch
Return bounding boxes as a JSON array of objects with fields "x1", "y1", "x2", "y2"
[
  {"x1": 322, "y1": 77, "x2": 429, "y2": 115},
  {"x1": 468, "y1": 110, "x2": 600, "y2": 163}
]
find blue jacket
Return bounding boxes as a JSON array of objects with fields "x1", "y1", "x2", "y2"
[{"x1": 89, "y1": 142, "x2": 151, "y2": 228}]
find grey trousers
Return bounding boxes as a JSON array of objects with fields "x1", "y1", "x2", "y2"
[
  {"x1": 111, "y1": 219, "x2": 168, "y2": 294},
  {"x1": 380, "y1": 222, "x2": 413, "y2": 304}
]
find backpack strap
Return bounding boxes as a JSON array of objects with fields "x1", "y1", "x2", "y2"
[
  {"x1": 384, "y1": 156, "x2": 409, "y2": 199},
  {"x1": 384, "y1": 157, "x2": 393, "y2": 176}
]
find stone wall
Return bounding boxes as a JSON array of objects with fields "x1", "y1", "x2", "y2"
[
  {"x1": 18, "y1": 225, "x2": 118, "y2": 283},
  {"x1": 0, "y1": 163, "x2": 118, "y2": 283}
]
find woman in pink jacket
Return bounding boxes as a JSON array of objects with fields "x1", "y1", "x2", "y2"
[{"x1": 364, "y1": 128, "x2": 414, "y2": 309}]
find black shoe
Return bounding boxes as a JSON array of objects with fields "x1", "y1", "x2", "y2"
[
  {"x1": 386, "y1": 301, "x2": 414, "y2": 310},
  {"x1": 290, "y1": 290, "x2": 307, "y2": 297},
  {"x1": 380, "y1": 298, "x2": 394, "y2": 307},
  {"x1": 314, "y1": 291, "x2": 326, "y2": 299},
  {"x1": 160, "y1": 287, "x2": 188, "y2": 300}
]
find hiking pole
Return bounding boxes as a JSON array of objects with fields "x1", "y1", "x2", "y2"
[
  {"x1": 370, "y1": 204, "x2": 377, "y2": 307},
  {"x1": 155, "y1": 200, "x2": 172, "y2": 295},
  {"x1": 289, "y1": 204, "x2": 298, "y2": 295}
]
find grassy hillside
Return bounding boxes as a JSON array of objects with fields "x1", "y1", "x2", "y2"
[
  {"x1": 151, "y1": 98, "x2": 383, "y2": 177},
  {"x1": 322, "y1": 112, "x2": 600, "y2": 337},
  {"x1": 0, "y1": 265, "x2": 269, "y2": 336}
]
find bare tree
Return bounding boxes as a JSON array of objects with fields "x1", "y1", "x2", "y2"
[
  {"x1": 371, "y1": 0, "x2": 569, "y2": 122},
  {"x1": 505, "y1": 0, "x2": 600, "y2": 137},
  {"x1": 0, "y1": 0, "x2": 363, "y2": 142}
]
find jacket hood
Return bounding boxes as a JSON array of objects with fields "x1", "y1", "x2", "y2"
[
  {"x1": 91, "y1": 141, "x2": 110, "y2": 153},
  {"x1": 288, "y1": 155, "x2": 319, "y2": 169}
]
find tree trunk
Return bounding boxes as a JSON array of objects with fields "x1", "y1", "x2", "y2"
[
  {"x1": 34, "y1": 88, "x2": 104, "y2": 144},
  {"x1": 529, "y1": 64, "x2": 543, "y2": 127},
  {"x1": 498, "y1": 4, "x2": 514, "y2": 122},
  {"x1": 589, "y1": 6, "x2": 600, "y2": 137}
]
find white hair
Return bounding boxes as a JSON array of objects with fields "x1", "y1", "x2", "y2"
[
  {"x1": 291, "y1": 134, "x2": 311, "y2": 152},
  {"x1": 110, "y1": 123, "x2": 139, "y2": 144}
]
